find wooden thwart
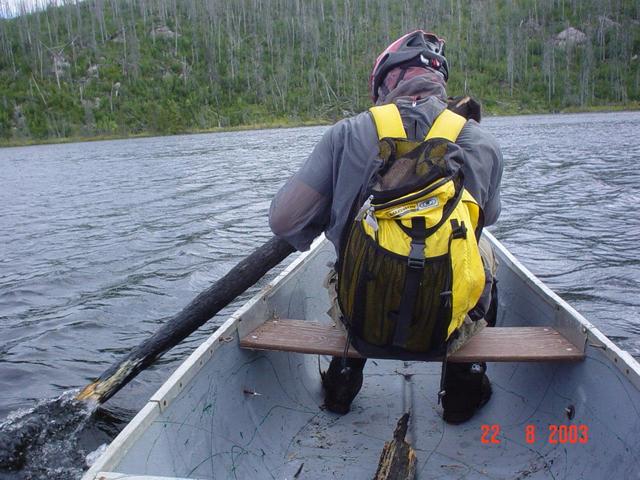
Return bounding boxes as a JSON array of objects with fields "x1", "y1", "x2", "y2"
[{"x1": 240, "y1": 319, "x2": 585, "y2": 362}]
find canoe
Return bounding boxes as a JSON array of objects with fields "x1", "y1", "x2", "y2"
[{"x1": 83, "y1": 232, "x2": 640, "y2": 480}]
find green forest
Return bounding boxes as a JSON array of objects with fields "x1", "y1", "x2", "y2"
[{"x1": 0, "y1": 0, "x2": 639, "y2": 145}]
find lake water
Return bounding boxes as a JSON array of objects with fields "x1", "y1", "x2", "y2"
[{"x1": 1, "y1": 111, "x2": 639, "y2": 478}]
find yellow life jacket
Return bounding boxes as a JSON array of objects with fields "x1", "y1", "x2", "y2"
[{"x1": 337, "y1": 103, "x2": 485, "y2": 360}]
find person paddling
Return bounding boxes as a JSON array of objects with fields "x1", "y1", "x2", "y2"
[{"x1": 269, "y1": 30, "x2": 503, "y2": 423}]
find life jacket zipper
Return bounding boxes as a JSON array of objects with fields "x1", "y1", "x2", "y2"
[
  {"x1": 372, "y1": 176, "x2": 451, "y2": 211},
  {"x1": 355, "y1": 195, "x2": 374, "y2": 221}
]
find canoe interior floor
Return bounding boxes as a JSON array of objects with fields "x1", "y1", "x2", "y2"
[{"x1": 239, "y1": 319, "x2": 585, "y2": 362}]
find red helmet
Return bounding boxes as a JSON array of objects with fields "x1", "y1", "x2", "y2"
[{"x1": 369, "y1": 30, "x2": 448, "y2": 103}]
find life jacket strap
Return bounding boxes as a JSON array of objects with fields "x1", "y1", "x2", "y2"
[
  {"x1": 392, "y1": 217, "x2": 427, "y2": 348},
  {"x1": 425, "y1": 108, "x2": 467, "y2": 141},
  {"x1": 369, "y1": 103, "x2": 407, "y2": 139},
  {"x1": 369, "y1": 103, "x2": 467, "y2": 142}
]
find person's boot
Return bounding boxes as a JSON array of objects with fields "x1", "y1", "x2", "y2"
[
  {"x1": 321, "y1": 357, "x2": 366, "y2": 414},
  {"x1": 441, "y1": 362, "x2": 492, "y2": 424}
]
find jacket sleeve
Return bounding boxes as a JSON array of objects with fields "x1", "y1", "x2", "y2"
[
  {"x1": 456, "y1": 120, "x2": 503, "y2": 226},
  {"x1": 269, "y1": 126, "x2": 335, "y2": 251}
]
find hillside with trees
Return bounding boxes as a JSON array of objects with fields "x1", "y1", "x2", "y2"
[{"x1": 0, "y1": 0, "x2": 638, "y2": 144}]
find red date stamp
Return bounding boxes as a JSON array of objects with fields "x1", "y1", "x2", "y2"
[
  {"x1": 481, "y1": 424, "x2": 589, "y2": 445},
  {"x1": 480, "y1": 424, "x2": 501, "y2": 444}
]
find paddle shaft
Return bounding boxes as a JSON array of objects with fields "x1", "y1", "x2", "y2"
[{"x1": 77, "y1": 236, "x2": 295, "y2": 404}]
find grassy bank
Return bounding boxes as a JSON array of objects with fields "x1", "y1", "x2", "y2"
[
  {"x1": 1, "y1": 103, "x2": 638, "y2": 148},
  {"x1": 0, "y1": 118, "x2": 329, "y2": 147}
]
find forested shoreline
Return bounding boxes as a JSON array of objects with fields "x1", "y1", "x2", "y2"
[{"x1": 1, "y1": 0, "x2": 638, "y2": 146}]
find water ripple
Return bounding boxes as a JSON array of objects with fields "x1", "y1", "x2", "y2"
[
  {"x1": 0, "y1": 115, "x2": 639, "y2": 477},
  {"x1": 486, "y1": 111, "x2": 640, "y2": 357}
]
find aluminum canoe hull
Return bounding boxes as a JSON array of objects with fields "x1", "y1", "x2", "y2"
[{"x1": 83, "y1": 233, "x2": 640, "y2": 480}]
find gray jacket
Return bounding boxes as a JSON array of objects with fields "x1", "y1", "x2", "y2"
[{"x1": 269, "y1": 96, "x2": 503, "y2": 254}]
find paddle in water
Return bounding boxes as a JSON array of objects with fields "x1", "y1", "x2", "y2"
[{"x1": 76, "y1": 235, "x2": 294, "y2": 404}]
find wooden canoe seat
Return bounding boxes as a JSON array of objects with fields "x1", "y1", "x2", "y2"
[{"x1": 240, "y1": 319, "x2": 584, "y2": 362}]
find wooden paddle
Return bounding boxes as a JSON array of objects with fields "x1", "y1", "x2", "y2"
[{"x1": 76, "y1": 235, "x2": 295, "y2": 404}]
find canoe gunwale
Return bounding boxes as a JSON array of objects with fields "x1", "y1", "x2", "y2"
[
  {"x1": 147, "y1": 235, "x2": 328, "y2": 412},
  {"x1": 485, "y1": 230, "x2": 640, "y2": 391},
  {"x1": 95, "y1": 474, "x2": 194, "y2": 479},
  {"x1": 82, "y1": 236, "x2": 326, "y2": 480},
  {"x1": 84, "y1": 402, "x2": 160, "y2": 479},
  {"x1": 235, "y1": 235, "x2": 330, "y2": 340}
]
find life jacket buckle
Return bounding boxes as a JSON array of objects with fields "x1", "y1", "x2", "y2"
[
  {"x1": 451, "y1": 219, "x2": 467, "y2": 239},
  {"x1": 407, "y1": 242, "x2": 425, "y2": 269}
]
